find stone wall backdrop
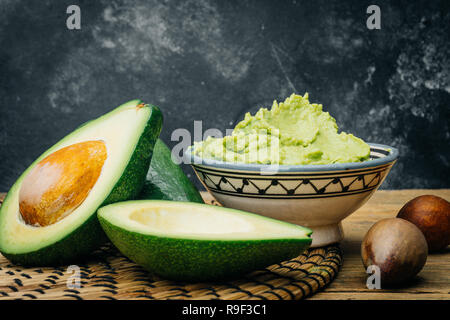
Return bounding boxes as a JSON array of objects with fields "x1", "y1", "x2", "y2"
[{"x1": 0, "y1": 0, "x2": 449, "y2": 191}]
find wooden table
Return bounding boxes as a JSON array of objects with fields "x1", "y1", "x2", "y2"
[
  {"x1": 202, "y1": 189, "x2": 450, "y2": 300},
  {"x1": 0, "y1": 190, "x2": 449, "y2": 300},
  {"x1": 307, "y1": 189, "x2": 449, "y2": 300}
]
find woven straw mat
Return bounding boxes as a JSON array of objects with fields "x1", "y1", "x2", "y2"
[{"x1": 0, "y1": 195, "x2": 342, "y2": 300}]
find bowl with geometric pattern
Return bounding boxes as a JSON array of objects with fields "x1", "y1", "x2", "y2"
[{"x1": 186, "y1": 143, "x2": 399, "y2": 247}]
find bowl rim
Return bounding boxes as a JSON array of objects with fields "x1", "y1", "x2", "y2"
[{"x1": 184, "y1": 143, "x2": 399, "y2": 173}]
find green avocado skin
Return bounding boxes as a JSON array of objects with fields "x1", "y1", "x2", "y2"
[
  {"x1": 139, "y1": 139, "x2": 204, "y2": 203},
  {"x1": 98, "y1": 215, "x2": 311, "y2": 282},
  {"x1": 2, "y1": 102, "x2": 163, "y2": 266}
]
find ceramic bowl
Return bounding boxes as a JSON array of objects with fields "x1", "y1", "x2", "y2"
[{"x1": 186, "y1": 143, "x2": 398, "y2": 247}]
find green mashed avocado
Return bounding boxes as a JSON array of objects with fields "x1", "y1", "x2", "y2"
[{"x1": 192, "y1": 93, "x2": 370, "y2": 165}]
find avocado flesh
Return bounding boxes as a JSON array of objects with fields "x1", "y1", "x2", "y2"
[
  {"x1": 139, "y1": 139, "x2": 204, "y2": 203},
  {"x1": 0, "y1": 100, "x2": 162, "y2": 266},
  {"x1": 98, "y1": 200, "x2": 312, "y2": 281}
]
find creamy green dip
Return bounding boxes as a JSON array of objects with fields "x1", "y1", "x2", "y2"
[{"x1": 192, "y1": 93, "x2": 370, "y2": 165}]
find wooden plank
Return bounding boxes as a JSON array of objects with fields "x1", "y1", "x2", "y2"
[{"x1": 0, "y1": 190, "x2": 449, "y2": 300}]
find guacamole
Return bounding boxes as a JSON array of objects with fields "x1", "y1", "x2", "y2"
[{"x1": 192, "y1": 93, "x2": 370, "y2": 165}]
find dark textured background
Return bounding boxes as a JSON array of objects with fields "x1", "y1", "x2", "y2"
[{"x1": 0, "y1": 0, "x2": 449, "y2": 191}]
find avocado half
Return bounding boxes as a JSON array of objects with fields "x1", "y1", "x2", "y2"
[
  {"x1": 98, "y1": 200, "x2": 312, "y2": 281},
  {"x1": 0, "y1": 100, "x2": 162, "y2": 266}
]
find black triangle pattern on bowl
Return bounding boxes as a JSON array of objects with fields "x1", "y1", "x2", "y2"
[
  {"x1": 192, "y1": 146, "x2": 396, "y2": 199},
  {"x1": 195, "y1": 169, "x2": 387, "y2": 198}
]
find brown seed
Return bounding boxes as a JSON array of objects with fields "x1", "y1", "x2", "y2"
[
  {"x1": 397, "y1": 195, "x2": 450, "y2": 252},
  {"x1": 19, "y1": 140, "x2": 107, "y2": 226},
  {"x1": 361, "y1": 218, "x2": 428, "y2": 286}
]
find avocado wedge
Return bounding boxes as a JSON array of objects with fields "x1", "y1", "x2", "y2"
[
  {"x1": 0, "y1": 100, "x2": 162, "y2": 266},
  {"x1": 139, "y1": 139, "x2": 204, "y2": 203},
  {"x1": 98, "y1": 200, "x2": 312, "y2": 281}
]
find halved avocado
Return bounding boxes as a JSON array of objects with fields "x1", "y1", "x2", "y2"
[
  {"x1": 0, "y1": 100, "x2": 162, "y2": 266},
  {"x1": 139, "y1": 139, "x2": 204, "y2": 203},
  {"x1": 98, "y1": 200, "x2": 312, "y2": 281}
]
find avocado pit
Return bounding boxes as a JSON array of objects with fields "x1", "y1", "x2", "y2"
[
  {"x1": 361, "y1": 218, "x2": 428, "y2": 286},
  {"x1": 397, "y1": 195, "x2": 450, "y2": 252},
  {"x1": 19, "y1": 140, "x2": 107, "y2": 226}
]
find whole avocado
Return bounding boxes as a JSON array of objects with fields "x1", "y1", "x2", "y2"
[{"x1": 139, "y1": 139, "x2": 204, "y2": 203}]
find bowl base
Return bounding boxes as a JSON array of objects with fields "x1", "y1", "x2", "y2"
[{"x1": 309, "y1": 223, "x2": 344, "y2": 247}]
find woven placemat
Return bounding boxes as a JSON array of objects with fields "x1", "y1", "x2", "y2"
[{"x1": 0, "y1": 195, "x2": 342, "y2": 300}]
